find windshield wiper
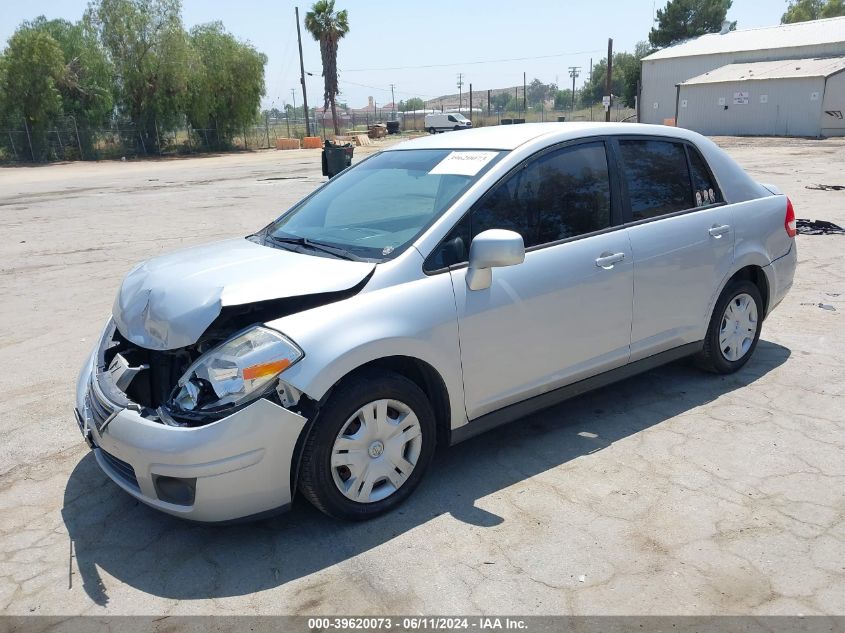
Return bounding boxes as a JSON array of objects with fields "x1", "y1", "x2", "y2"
[{"x1": 268, "y1": 234, "x2": 365, "y2": 261}]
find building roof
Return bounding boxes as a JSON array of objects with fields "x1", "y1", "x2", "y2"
[
  {"x1": 643, "y1": 16, "x2": 845, "y2": 61},
  {"x1": 681, "y1": 55, "x2": 845, "y2": 85}
]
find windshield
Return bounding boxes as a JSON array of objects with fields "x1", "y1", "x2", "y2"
[
  {"x1": 453, "y1": 113, "x2": 468, "y2": 121},
  {"x1": 264, "y1": 149, "x2": 502, "y2": 260}
]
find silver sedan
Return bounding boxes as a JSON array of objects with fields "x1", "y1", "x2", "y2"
[{"x1": 76, "y1": 123, "x2": 797, "y2": 521}]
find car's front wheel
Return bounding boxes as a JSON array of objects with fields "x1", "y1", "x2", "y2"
[
  {"x1": 698, "y1": 279, "x2": 764, "y2": 373},
  {"x1": 298, "y1": 369, "x2": 436, "y2": 520}
]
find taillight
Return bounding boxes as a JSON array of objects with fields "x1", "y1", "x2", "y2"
[{"x1": 785, "y1": 197, "x2": 797, "y2": 238}]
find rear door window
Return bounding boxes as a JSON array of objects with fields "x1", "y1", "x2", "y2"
[
  {"x1": 687, "y1": 146, "x2": 723, "y2": 206},
  {"x1": 618, "y1": 140, "x2": 692, "y2": 221}
]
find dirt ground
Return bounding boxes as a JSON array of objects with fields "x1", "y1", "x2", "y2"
[{"x1": 0, "y1": 135, "x2": 843, "y2": 616}]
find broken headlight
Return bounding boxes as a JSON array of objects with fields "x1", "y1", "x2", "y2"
[{"x1": 170, "y1": 326, "x2": 303, "y2": 411}]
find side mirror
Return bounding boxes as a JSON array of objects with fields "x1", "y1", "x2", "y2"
[{"x1": 466, "y1": 229, "x2": 525, "y2": 291}]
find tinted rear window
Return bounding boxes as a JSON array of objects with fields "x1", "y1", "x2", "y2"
[
  {"x1": 688, "y1": 146, "x2": 723, "y2": 206},
  {"x1": 619, "y1": 140, "x2": 692, "y2": 221}
]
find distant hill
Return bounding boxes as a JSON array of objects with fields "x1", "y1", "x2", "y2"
[{"x1": 425, "y1": 85, "x2": 523, "y2": 109}]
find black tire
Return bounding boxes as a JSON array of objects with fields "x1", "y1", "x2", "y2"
[
  {"x1": 428, "y1": 127, "x2": 436, "y2": 134},
  {"x1": 298, "y1": 369, "x2": 436, "y2": 520},
  {"x1": 454, "y1": 125, "x2": 461, "y2": 131},
  {"x1": 698, "y1": 279, "x2": 764, "y2": 374}
]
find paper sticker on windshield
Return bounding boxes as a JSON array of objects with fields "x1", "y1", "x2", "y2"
[{"x1": 429, "y1": 151, "x2": 498, "y2": 177}]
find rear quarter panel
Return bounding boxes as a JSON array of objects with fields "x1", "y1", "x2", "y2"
[
  {"x1": 696, "y1": 136, "x2": 795, "y2": 318},
  {"x1": 732, "y1": 194, "x2": 792, "y2": 267},
  {"x1": 716, "y1": 194, "x2": 795, "y2": 319}
]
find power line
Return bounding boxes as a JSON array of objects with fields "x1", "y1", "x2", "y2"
[
  {"x1": 337, "y1": 77, "x2": 437, "y2": 99},
  {"x1": 340, "y1": 49, "x2": 604, "y2": 73}
]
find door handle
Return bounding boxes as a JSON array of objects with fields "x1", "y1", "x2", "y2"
[
  {"x1": 709, "y1": 224, "x2": 730, "y2": 238},
  {"x1": 595, "y1": 252, "x2": 625, "y2": 269}
]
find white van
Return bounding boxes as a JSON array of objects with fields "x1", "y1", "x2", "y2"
[{"x1": 424, "y1": 112, "x2": 472, "y2": 133}]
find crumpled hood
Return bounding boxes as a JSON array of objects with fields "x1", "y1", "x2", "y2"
[{"x1": 113, "y1": 238, "x2": 375, "y2": 350}]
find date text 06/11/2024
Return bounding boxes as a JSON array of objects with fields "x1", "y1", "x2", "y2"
[{"x1": 306, "y1": 617, "x2": 528, "y2": 630}]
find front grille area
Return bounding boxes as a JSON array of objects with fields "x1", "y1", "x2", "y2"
[
  {"x1": 99, "y1": 449, "x2": 140, "y2": 490},
  {"x1": 86, "y1": 372, "x2": 118, "y2": 430}
]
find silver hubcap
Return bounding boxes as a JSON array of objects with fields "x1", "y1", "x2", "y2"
[
  {"x1": 719, "y1": 292, "x2": 758, "y2": 362},
  {"x1": 331, "y1": 399, "x2": 423, "y2": 503}
]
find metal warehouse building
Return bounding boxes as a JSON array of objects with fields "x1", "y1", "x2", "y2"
[
  {"x1": 676, "y1": 57, "x2": 845, "y2": 137},
  {"x1": 640, "y1": 15, "x2": 845, "y2": 135}
]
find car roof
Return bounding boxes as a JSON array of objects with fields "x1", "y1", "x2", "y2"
[{"x1": 387, "y1": 122, "x2": 705, "y2": 151}]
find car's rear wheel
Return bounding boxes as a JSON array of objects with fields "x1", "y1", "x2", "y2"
[
  {"x1": 429, "y1": 127, "x2": 436, "y2": 134},
  {"x1": 698, "y1": 279, "x2": 763, "y2": 374},
  {"x1": 298, "y1": 369, "x2": 436, "y2": 520}
]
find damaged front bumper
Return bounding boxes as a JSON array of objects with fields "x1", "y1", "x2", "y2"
[{"x1": 75, "y1": 353, "x2": 307, "y2": 522}]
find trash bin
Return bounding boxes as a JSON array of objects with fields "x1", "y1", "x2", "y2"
[
  {"x1": 513, "y1": 118, "x2": 526, "y2": 124},
  {"x1": 501, "y1": 118, "x2": 513, "y2": 125},
  {"x1": 367, "y1": 124, "x2": 387, "y2": 139},
  {"x1": 386, "y1": 120, "x2": 400, "y2": 134},
  {"x1": 322, "y1": 140, "x2": 354, "y2": 178},
  {"x1": 557, "y1": 116, "x2": 566, "y2": 122}
]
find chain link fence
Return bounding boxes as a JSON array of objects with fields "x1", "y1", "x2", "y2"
[
  {"x1": 0, "y1": 116, "x2": 295, "y2": 164},
  {"x1": 1, "y1": 105, "x2": 637, "y2": 164},
  {"x1": 0, "y1": 114, "x2": 389, "y2": 164}
]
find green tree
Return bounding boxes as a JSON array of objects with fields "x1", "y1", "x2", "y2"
[
  {"x1": 581, "y1": 42, "x2": 651, "y2": 109},
  {"x1": 88, "y1": 0, "x2": 192, "y2": 148},
  {"x1": 186, "y1": 22, "x2": 267, "y2": 144},
  {"x1": 526, "y1": 78, "x2": 550, "y2": 107},
  {"x1": 781, "y1": 0, "x2": 845, "y2": 22},
  {"x1": 649, "y1": 0, "x2": 734, "y2": 49},
  {"x1": 553, "y1": 89, "x2": 573, "y2": 110},
  {"x1": 399, "y1": 97, "x2": 425, "y2": 112},
  {"x1": 28, "y1": 16, "x2": 114, "y2": 129},
  {"x1": 490, "y1": 91, "x2": 515, "y2": 112},
  {"x1": 0, "y1": 26, "x2": 65, "y2": 155},
  {"x1": 304, "y1": 0, "x2": 349, "y2": 136}
]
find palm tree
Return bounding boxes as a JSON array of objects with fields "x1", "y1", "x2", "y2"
[{"x1": 305, "y1": 0, "x2": 349, "y2": 136}]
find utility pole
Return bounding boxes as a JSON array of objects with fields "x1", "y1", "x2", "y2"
[
  {"x1": 523, "y1": 72, "x2": 527, "y2": 116},
  {"x1": 469, "y1": 84, "x2": 473, "y2": 126},
  {"x1": 568, "y1": 66, "x2": 581, "y2": 113},
  {"x1": 456, "y1": 73, "x2": 463, "y2": 113},
  {"x1": 295, "y1": 7, "x2": 311, "y2": 136},
  {"x1": 390, "y1": 83, "x2": 396, "y2": 120},
  {"x1": 605, "y1": 38, "x2": 613, "y2": 123}
]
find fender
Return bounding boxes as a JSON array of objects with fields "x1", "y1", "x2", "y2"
[
  {"x1": 704, "y1": 251, "x2": 774, "y2": 328},
  {"x1": 267, "y1": 270, "x2": 468, "y2": 432}
]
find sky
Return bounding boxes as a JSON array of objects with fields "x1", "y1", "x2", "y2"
[{"x1": 1, "y1": 0, "x2": 791, "y2": 109}]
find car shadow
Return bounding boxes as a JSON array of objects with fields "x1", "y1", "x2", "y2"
[{"x1": 62, "y1": 340, "x2": 790, "y2": 604}]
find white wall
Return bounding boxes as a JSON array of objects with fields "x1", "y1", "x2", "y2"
[
  {"x1": 641, "y1": 42, "x2": 845, "y2": 125},
  {"x1": 677, "y1": 77, "x2": 826, "y2": 136}
]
